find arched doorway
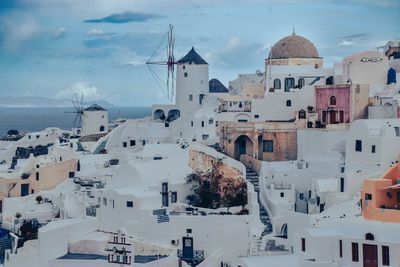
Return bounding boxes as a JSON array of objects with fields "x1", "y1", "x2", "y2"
[
  {"x1": 153, "y1": 109, "x2": 165, "y2": 121},
  {"x1": 234, "y1": 135, "x2": 253, "y2": 160},
  {"x1": 99, "y1": 125, "x2": 105, "y2": 132},
  {"x1": 279, "y1": 223, "x2": 288, "y2": 238},
  {"x1": 167, "y1": 109, "x2": 180, "y2": 122}
]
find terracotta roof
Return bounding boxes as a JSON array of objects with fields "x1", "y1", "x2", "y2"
[{"x1": 269, "y1": 34, "x2": 319, "y2": 59}]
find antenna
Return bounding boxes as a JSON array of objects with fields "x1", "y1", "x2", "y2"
[
  {"x1": 65, "y1": 93, "x2": 87, "y2": 131},
  {"x1": 146, "y1": 24, "x2": 176, "y2": 102}
]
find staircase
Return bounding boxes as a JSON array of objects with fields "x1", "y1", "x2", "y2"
[
  {"x1": 246, "y1": 168, "x2": 272, "y2": 235},
  {"x1": 0, "y1": 233, "x2": 12, "y2": 264}
]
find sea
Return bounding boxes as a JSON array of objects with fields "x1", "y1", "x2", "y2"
[{"x1": 0, "y1": 107, "x2": 152, "y2": 136}]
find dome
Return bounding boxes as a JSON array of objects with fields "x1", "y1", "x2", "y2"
[{"x1": 269, "y1": 34, "x2": 319, "y2": 59}]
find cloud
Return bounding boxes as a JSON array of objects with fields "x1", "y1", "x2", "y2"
[
  {"x1": 56, "y1": 81, "x2": 104, "y2": 101},
  {"x1": 336, "y1": 33, "x2": 371, "y2": 47},
  {"x1": 0, "y1": 12, "x2": 41, "y2": 51},
  {"x1": 210, "y1": 36, "x2": 266, "y2": 68},
  {"x1": 82, "y1": 31, "x2": 164, "y2": 56},
  {"x1": 53, "y1": 27, "x2": 67, "y2": 39},
  {"x1": 84, "y1": 11, "x2": 164, "y2": 23}
]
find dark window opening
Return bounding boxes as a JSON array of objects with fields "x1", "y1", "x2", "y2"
[
  {"x1": 171, "y1": 192, "x2": 177, "y2": 203},
  {"x1": 36, "y1": 172, "x2": 39, "y2": 181},
  {"x1": 329, "y1": 95, "x2": 337, "y2": 106},
  {"x1": 365, "y1": 193, "x2": 372, "y2": 201},
  {"x1": 355, "y1": 140, "x2": 362, "y2": 152},
  {"x1": 184, "y1": 72, "x2": 188, "y2": 77},
  {"x1": 382, "y1": 245, "x2": 390, "y2": 266},
  {"x1": 339, "y1": 240, "x2": 343, "y2": 258},
  {"x1": 262, "y1": 140, "x2": 273, "y2": 153},
  {"x1": 122, "y1": 142, "x2": 127, "y2": 148},
  {"x1": 301, "y1": 238, "x2": 306, "y2": 252},
  {"x1": 69, "y1": 172, "x2": 75, "y2": 178},
  {"x1": 126, "y1": 201, "x2": 133, "y2": 208},
  {"x1": 280, "y1": 192, "x2": 284, "y2": 198},
  {"x1": 254, "y1": 114, "x2": 259, "y2": 119},
  {"x1": 352, "y1": 242, "x2": 359, "y2": 262},
  {"x1": 365, "y1": 233, "x2": 374, "y2": 241},
  {"x1": 130, "y1": 140, "x2": 136, "y2": 146},
  {"x1": 372, "y1": 145, "x2": 376, "y2": 153},
  {"x1": 284, "y1": 78, "x2": 295, "y2": 92},
  {"x1": 286, "y1": 100, "x2": 292, "y2": 107},
  {"x1": 322, "y1": 111, "x2": 327, "y2": 123},
  {"x1": 201, "y1": 121, "x2": 205, "y2": 127},
  {"x1": 273, "y1": 79, "x2": 281, "y2": 89}
]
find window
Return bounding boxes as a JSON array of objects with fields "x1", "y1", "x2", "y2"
[
  {"x1": 202, "y1": 134, "x2": 209, "y2": 140},
  {"x1": 162, "y1": 182, "x2": 168, "y2": 193},
  {"x1": 190, "y1": 121, "x2": 194, "y2": 127},
  {"x1": 254, "y1": 115, "x2": 259, "y2": 119},
  {"x1": 365, "y1": 233, "x2": 374, "y2": 240},
  {"x1": 382, "y1": 246, "x2": 390, "y2": 266},
  {"x1": 184, "y1": 72, "x2": 188, "y2": 77},
  {"x1": 395, "y1": 127, "x2": 400, "y2": 137},
  {"x1": 110, "y1": 199, "x2": 115, "y2": 209},
  {"x1": 209, "y1": 118, "x2": 213, "y2": 124},
  {"x1": 351, "y1": 242, "x2": 359, "y2": 262},
  {"x1": 183, "y1": 65, "x2": 186, "y2": 70},
  {"x1": 371, "y1": 145, "x2": 376, "y2": 153},
  {"x1": 142, "y1": 140, "x2": 146, "y2": 146},
  {"x1": 339, "y1": 240, "x2": 343, "y2": 258},
  {"x1": 36, "y1": 172, "x2": 39, "y2": 181},
  {"x1": 273, "y1": 79, "x2": 281, "y2": 89},
  {"x1": 36, "y1": 164, "x2": 39, "y2": 168},
  {"x1": 69, "y1": 172, "x2": 75, "y2": 178},
  {"x1": 201, "y1": 121, "x2": 205, "y2": 127},
  {"x1": 199, "y1": 94, "x2": 205, "y2": 105},
  {"x1": 355, "y1": 140, "x2": 362, "y2": 152},
  {"x1": 126, "y1": 201, "x2": 133, "y2": 208},
  {"x1": 298, "y1": 78, "x2": 305, "y2": 87},
  {"x1": 189, "y1": 94, "x2": 193, "y2": 101},
  {"x1": 122, "y1": 142, "x2": 127, "y2": 148},
  {"x1": 329, "y1": 95, "x2": 337, "y2": 106},
  {"x1": 365, "y1": 193, "x2": 372, "y2": 200},
  {"x1": 103, "y1": 198, "x2": 107, "y2": 206},
  {"x1": 284, "y1": 78, "x2": 295, "y2": 92},
  {"x1": 99, "y1": 125, "x2": 105, "y2": 132},
  {"x1": 262, "y1": 140, "x2": 273, "y2": 153},
  {"x1": 301, "y1": 238, "x2": 306, "y2": 252},
  {"x1": 280, "y1": 192, "x2": 284, "y2": 198},
  {"x1": 298, "y1": 110, "x2": 306, "y2": 119},
  {"x1": 286, "y1": 100, "x2": 292, "y2": 107},
  {"x1": 171, "y1": 192, "x2": 177, "y2": 203},
  {"x1": 130, "y1": 140, "x2": 136, "y2": 146}
]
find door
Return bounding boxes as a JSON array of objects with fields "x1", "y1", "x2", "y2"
[
  {"x1": 363, "y1": 244, "x2": 378, "y2": 267},
  {"x1": 329, "y1": 111, "x2": 337, "y2": 124},
  {"x1": 21, "y1": 184, "x2": 29, "y2": 197},
  {"x1": 238, "y1": 139, "x2": 246, "y2": 157}
]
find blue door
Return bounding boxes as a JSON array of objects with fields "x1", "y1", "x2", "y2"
[{"x1": 21, "y1": 184, "x2": 29, "y2": 196}]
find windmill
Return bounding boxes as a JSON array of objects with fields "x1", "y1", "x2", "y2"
[
  {"x1": 65, "y1": 93, "x2": 87, "y2": 133},
  {"x1": 146, "y1": 24, "x2": 176, "y2": 101}
]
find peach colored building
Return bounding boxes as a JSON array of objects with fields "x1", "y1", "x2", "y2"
[
  {"x1": 0, "y1": 159, "x2": 77, "y2": 213},
  {"x1": 219, "y1": 121, "x2": 298, "y2": 162},
  {"x1": 362, "y1": 163, "x2": 400, "y2": 223}
]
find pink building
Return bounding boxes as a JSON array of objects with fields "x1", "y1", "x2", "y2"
[{"x1": 315, "y1": 84, "x2": 369, "y2": 126}]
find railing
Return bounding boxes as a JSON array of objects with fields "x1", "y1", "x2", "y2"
[
  {"x1": 219, "y1": 100, "x2": 251, "y2": 112},
  {"x1": 177, "y1": 249, "x2": 205, "y2": 265}
]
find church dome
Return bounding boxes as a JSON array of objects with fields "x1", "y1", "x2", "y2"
[{"x1": 269, "y1": 33, "x2": 319, "y2": 59}]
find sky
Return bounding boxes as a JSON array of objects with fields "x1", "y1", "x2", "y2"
[{"x1": 0, "y1": 0, "x2": 399, "y2": 107}]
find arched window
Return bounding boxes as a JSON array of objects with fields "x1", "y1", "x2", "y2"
[
  {"x1": 99, "y1": 125, "x2": 105, "y2": 132},
  {"x1": 329, "y1": 95, "x2": 337, "y2": 106},
  {"x1": 273, "y1": 79, "x2": 281, "y2": 89},
  {"x1": 365, "y1": 233, "x2": 374, "y2": 241},
  {"x1": 286, "y1": 100, "x2": 292, "y2": 107}
]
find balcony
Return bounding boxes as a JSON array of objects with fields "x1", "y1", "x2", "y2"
[
  {"x1": 177, "y1": 249, "x2": 204, "y2": 266},
  {"x1": 219, "y1": 100, "x2": 251, "y2": 112}
]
